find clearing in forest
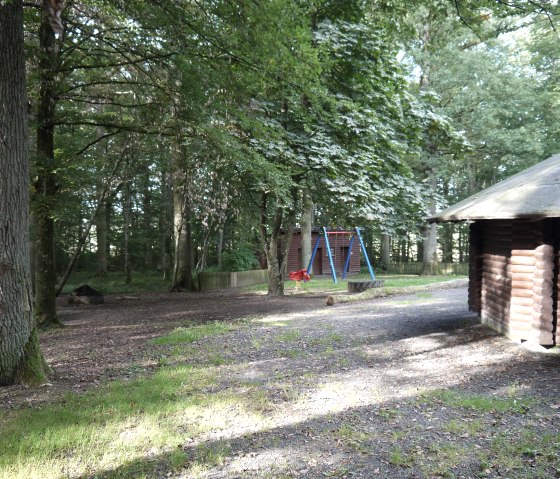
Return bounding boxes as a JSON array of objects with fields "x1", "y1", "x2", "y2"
[{"x1": 1, "y1": 283, "x2": 560, "y2": 479}]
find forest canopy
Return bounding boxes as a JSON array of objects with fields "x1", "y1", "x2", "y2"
[{"x1": 3, "y1": 0, "x2": 560, "y2": 334}]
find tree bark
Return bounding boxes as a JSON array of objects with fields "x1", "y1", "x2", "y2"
[
  {"x1": 421, "y1": 174, "x2": 439, "y2": 275},
  {"x1": 170, "y1": 142, "x2": 193, "y2": 291},
  {"x1": 301, "y1": 192, "x2": 313, "y2": 271},
  {"x1": 95, "y1": 201, "x2": 108, "y2": 276},
  {"x1": 0, "y1": 0, "x2": 48, "y2": 385},
  {"x1": 380, "y1": 234, "x2": 391, "y2": 270},
  {"x1": 123, "y1": 179, "x2": 132, "y2": 284},
  {"x1": 259, "y1": 193, "x2": 297, "y2": 297},
  {"x1": 33, "y1": 7, "x2": 61, "y2": 327},
  {"x1": 217, "y1": 228, "x2": 224, "y2": 270}
]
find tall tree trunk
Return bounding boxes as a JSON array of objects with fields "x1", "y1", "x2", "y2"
[
  {"x1": 421, "y1": 174, "x2": 439, "y2": 275},
  {"x1": 95, "y1": 201, "x2": 108, "y2": 276},
  {"x1": 301, "y1": 192, "x2": 313, "y2": 271},
  {"x1": 170, "y1": 143, "x2": 193, "y2": 291},
  {"x1": 441, "y1": 224, "x2": 454, "y2": 263},
  {"x1": 123, "y1": 180, "x2": 132, "y2": 284},
  {"x1": 217, "y1": 228, "x2": 224, "y2": 270},
  {"x1": 0, "y1": 0, "x2": 48, "y2": 385},
  {"x1": 34, "y1": 8, "x2": 61, "y2": 327},
  {"x1": 259, "y1": 193, "x2": 297, "y2": 297},
  {"x1": 159, "y1": 168, "x2": 172, "y2": 280},
  {"x1": 142, "y1": 164, "x2": 152, "y2": 272},
  {"x1": 380, "y1": 233, "x2": 391, "y2": 270}
]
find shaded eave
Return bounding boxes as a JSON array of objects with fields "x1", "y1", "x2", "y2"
[{"x1": 428, "y1": 154, "x2": 560, "y2": 223}]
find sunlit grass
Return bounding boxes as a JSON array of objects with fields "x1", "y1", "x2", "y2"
[
  {"x1": 0, "y1": 364, "x2": 269, "y2": 479},
  {"x1": 422, "y1": 390, "x2": 534, "y2": 413},
  {"x1": 151, "y1": 321, "x2": 234, "y2": 346}
]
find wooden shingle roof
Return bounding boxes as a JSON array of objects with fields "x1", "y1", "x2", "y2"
[{"x1": 429, "y1": 154, "x2": 560, "y2": 223}]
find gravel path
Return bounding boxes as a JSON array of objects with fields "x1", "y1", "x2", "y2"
[
  {"x1": 173, "y1": 287, "x2": 560, "y2": 479},
  {"x1": 3, "y1": 286, "x2": 560, "y2": 479}
]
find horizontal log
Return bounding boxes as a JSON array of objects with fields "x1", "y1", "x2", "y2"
[
  {"x1": 482, "y1": 253, "x2": 511, "y2": 262},
  {"x1": 510, "y1": 296, "x2": 533, "y2": 307},
  {"x1": 511, "y1": 280, "x2": 534, "y2": 290},
  {"x1": 535, "y1": 251, "x2": 555, "y2": 262},
  {"x1": 533, "y1": 303, "x2": 553, "y2": 315},
  {"x1": 534, "y1": 270, "x2": 554, "y2": 280},
  {"x1": 482, "y1": 271, "x2": 512, "y2": 283},
  {"x1": 533, "y1": 283, "x2": 553, "y2": 295},
  {"x1": 483, "y1": 258, "x2": 511, "y2": 269},
  {"x1": 511, "y1": 289, "x2": 533, "y2": 298},
  {"x1": 510, "y1": 304, "x2": 533, "y2": 316},
  {"x1": 482, "y1": 295, "x2": 511, "y2": 310},
  {"x1": 510, "y1": 265, "x2": 535, "y2": 274},
  {"x1": 482, "y1": 266, "x2": 511, "y2": 276},
  {"x1": 483, "y1": 302, "x2": 509, "y2": 318},
  {"x1": 511, "y1": 274, "x2": 534, "y2": 283},
  {"x1": 510, "y1": 256, "x2": 536, "y2": 266},
  {"x1": 531, "y1": 316, "x2": 553, "y2": 327},
  {"x1": 509, "y1": 313, "x2": 533, "y2": 323},
  {"x1": 535, "y1": 244, "x2": 554, "y2": 253},
  {"x1": 510, "y1": 249, "x2": 537, "y2": 257},
  {"x1": 534, "y1": 260, "x2": 554, "y2": 270},
  {"x1": 481, "y1": 289, "x2": 511, "y2": 302},
  {"x1": 532, "y1": 295, "x2": 553, "y2": 307}
]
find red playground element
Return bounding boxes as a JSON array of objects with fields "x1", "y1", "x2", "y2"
[{"x1": 289, "y1": 269, "x2": 311, "y2": 282}]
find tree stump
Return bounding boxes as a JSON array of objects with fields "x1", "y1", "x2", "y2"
[{"x1": 348, "y1": 280, "x2": 384, "y2": 293}]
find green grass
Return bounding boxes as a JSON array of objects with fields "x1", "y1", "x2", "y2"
[
  {"x1": 275, "y1": 330, "x2": 301, "y2": 342},
  {"x1": 423, "y1": 390, "x2": 534, "y2": 413},
  {"x1": 242, "y1": 273, "x2": 465, "y2": 295},
  {"x1": 388, "y1": 446, "x2": 414, "y2": 467},
  {"x1": 0, "y1": 364, "x2": 269, "y2": 479},
  {"x1": 151, "y1": 322, "x2": 234, "y2": 346},
  {"x1": 63, "y1": 270, "x2": 464, "y2": 297},
  {"x1": 62, "y1": 270, "x2": 170, "y2": 295},
  {"x1": 296, "y1": 273, "x2": 464, "y2": 293}
]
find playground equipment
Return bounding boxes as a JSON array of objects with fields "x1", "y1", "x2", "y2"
[{"x1": 306, "y1": 227, "x2": 375, "y2": 284}]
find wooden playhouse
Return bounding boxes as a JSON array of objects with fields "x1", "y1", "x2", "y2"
[{"x1": 288, "y1": 228, "x2": 362, "y2": 276}]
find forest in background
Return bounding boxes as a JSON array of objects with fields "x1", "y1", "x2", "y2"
[{"x1": 16, "y1": 0, "x2": 560, "y2": 324}]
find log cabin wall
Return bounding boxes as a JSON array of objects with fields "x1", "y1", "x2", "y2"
[
  {"x1": 468, "y1": 222, "x2": 483, "y2": 314},
  {"x1": 478, "y1": 220, "x2": 513, "y2": 336},
  {"x1": 474, "y1": 219, "x2": 558, "y2": 346}
]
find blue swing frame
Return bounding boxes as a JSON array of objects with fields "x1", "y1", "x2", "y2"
[{"x1": 306, "y1": 227, "x2": 375, "y2": 284}]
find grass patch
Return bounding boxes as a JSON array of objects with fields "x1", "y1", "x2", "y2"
[
  {"x1": 388, "y1": 446, "x2": 414, "y2": 467},
  {"x1": 241, "y1": 274, "x2": 466, "y2": 295},
  {"x1": 333, "y1": 424, "x2": 372, "y2": 454},
  {"x1": 275, "y1": 330, "x2": 301, "y2": 342},
  {"x1": 477, "y1": 430, "x2": 560, "y2": 478},
  {"x1": 0, "y1": 365, "x2": 267, "y2": 479},
  {"x1": 444, "y1": 418, "x2": 484, "y2": 436},
  {"x1": 423, "y1": 390, "x2": 533, "y2": 413},
  {"x1": 151, "y1": 321, "x2": 233, "y2": 346}
]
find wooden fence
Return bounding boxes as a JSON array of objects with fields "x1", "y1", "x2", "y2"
[
  {"x1": 198, "y1": 269, "x2": 268, "y2": 291},
  {"x1": 384, "y1": 262, "x2": 468, "y2": 276}
]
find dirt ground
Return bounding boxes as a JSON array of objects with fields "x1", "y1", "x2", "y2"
[
  {"x1": 2, "y1": 285, "x2": 560, "y2": 478},
  {"x1": 1, "y1": 288, "x2": 329, "y2": 409}
]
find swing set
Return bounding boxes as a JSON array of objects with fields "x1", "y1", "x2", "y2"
[{"x1": 303, "y1": 226, "x2": 376, "y2": 284}]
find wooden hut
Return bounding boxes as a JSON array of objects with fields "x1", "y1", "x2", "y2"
[
  {"x1": 429, "y1": 155, "x2": 560, "y2": 347},
  {"x1": 288, "y1": 228, "x2": 361, "y2": 276}
]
